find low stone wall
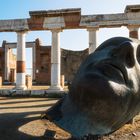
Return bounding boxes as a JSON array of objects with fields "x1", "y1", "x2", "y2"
[{"x1": 0, "y1": 89, "x2": 66, "y2": 98}]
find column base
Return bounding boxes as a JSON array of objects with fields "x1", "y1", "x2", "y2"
[
  {"x1": 16, "y1": 85, "x2": 27, "y2": 90},
  {"x1": 3, "y1": 80, "x2": 10, "y2": 85},
  {"x1": 47, "y1": 85, "x2": 64, "y2": 93}
]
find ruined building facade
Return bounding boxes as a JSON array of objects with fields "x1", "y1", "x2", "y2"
[
  {"x1": 0, "y1": 5, "x2": 139, "y2": 90},
  {"x1": 35, "y1": 39, "x2": 88, "y2": 84},
  {"x1": 1, "y1": 38, "x2": 88, "y2": 85},
  {"x1": 0, "y1": 41, "x2": 16, "y2": 83}
]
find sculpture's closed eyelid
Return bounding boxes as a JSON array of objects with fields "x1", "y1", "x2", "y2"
[
  {"x1": 136, "y1": 45, "x2": 140, "y2": 64},
  {"x1": 110, "y1": 41, "x2": 135, "y2": 68}
]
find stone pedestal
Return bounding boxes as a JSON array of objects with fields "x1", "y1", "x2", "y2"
[
  {"x1": 61, "y1": 75, "x2": 65, "y2": 89},
  {"x1": 26, "y1": 75, "x2": 32, "y2": 89}
]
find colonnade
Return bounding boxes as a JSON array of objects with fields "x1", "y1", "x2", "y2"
[
  {"x1": 3, "y1": 25, "x2": 139, "y2": 91},
  {"x1": 4, "y1": 31, "x2": 27, "y2": 90}
]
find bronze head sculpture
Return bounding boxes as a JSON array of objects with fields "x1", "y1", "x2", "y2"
[{"x1": 46, "y1": 37, "x2": 140, "y2": 138}]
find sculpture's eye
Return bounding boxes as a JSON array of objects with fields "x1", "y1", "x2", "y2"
[
  {"x1": 136, "y1": 45, "x2": 140, "y2": 64},
  {"x1": 113, "y1": 41, "x2": 135, "y2": 68},
  {"x1": 125, "y1": 46, "x2": 134, "y2": 68}
]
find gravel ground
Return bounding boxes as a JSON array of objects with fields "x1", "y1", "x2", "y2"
[{"x1": 0, "y1": 97, "x2": 140, "y2": 140}]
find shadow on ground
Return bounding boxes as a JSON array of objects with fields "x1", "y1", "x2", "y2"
[
  {"x1": 0, "y1": 97, "x2": 140, "y2": 140},
  {"x1": 0, "y1": 97, "x2": 58, "y2": 140}
]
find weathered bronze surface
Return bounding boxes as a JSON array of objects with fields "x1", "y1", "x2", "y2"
[{"x1": 46, "y1": 37, "x2": 140, "y2": 138}]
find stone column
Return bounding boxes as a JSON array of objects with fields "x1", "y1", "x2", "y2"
[
  {"x1": 32, "y1": 46, "x2": 36, "y2": 81},
  {"x1": 127, "y1": 25, "x2": 139, "y2": 39},
  {"x1": 87, "y1": 28, "x2": 98, "y2": 54},
  {"x1": 4, "y1": 46, "x2": 10, "y2": 82},
  {"x1": 48, "y1": 29, "x2": 63, "y2": 92},
  {"x1": 127, "y1": 26, "x2": 139, "y2": 124},
  {"x1": 16, "y1": 31, "x2": 27, "y2": 90}
]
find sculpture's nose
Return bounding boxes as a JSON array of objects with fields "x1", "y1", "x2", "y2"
[{"x1": 111, "y1": 41, "x2": 135, "y2": 68}]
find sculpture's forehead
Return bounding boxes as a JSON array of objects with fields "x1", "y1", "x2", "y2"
[
  {"x1": 96, "y1": 37, "x2": 140, "y2": 52},
  {"x1": 82, "y1": 38, "x2": 140, "y2": 70},
  {"x1": 97, "y1": 37, "x2": 131, "y2": 48},
  {"x1": 94, "y1": 39, "x2": 139, "y2": 60}
]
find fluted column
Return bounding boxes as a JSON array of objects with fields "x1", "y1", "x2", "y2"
[
  {"x1": 127, "y1": 25, "x2": 139, "y2": 39},
  {"x1": 16, "y1": 31, "x2": 27, "y2": 90},
  {"x1": 48, "y1": 29, "x2": 63, "y2": 92},
  {"x1": 87, "y1": 28, "x2": 98, "y2": 54},
  {"x1": 126, "y1": 25, "x2": 139, "y2": 124}
]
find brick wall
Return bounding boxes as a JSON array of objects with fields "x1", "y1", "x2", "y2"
[
  {"x1": 35, "y1": 38, "x2": 89, "y2": 85},
  {"x1": 1, "y1": 41, "x2": 16, "y2": 83},
  {"x1": 35, "y1": 39, "x2": 51, "y2": 85},
  {"x1": 0, "y1": 47, "x2": 4, "y2": 81},
  {"x1": 0, "y1": 38, "x2": 89, "y2": 85}
]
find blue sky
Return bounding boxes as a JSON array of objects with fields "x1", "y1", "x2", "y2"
[{"x1": 0, "y1": 0, "x2": 140, "y2": 73}]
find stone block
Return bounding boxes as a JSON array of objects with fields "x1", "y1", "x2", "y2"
[
  {"x1": 0, "y1": 76, "x2": 2, "y2": 87},
  {"x1": 26, "y1": 75, "x2": 32, "y2": 89},
  {"x1": 61, "y1": 75, "x2": 65, "y2": 88},
  {"x1": 15, "y1": 90, "x2": 31, "y2": 96},
  {"x1": 31, "y1": 90, "x2": 45, "y2": 96},
  {"x1": 2, "y1": 90, "x2": 10, "y2": 96}
]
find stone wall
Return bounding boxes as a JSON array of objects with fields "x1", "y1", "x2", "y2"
[
  {"x1": 8, "y1": 49, "x2": 16, "y2": 83},
  {"x1": 0, "y1": 38, "x2": 89, "y2": 85},
  {"x1": 61, "y1": 48, "x2": 89, "y2": 83},
  {"x1": 1, "y1": 41, "x2": 16, "y2": 83},
  {"x1": 35, "y1": 38, "x2": 89, "y2": 85},
  {"x1": 0, "y1": 46, "x2": 4, "y2": 81},
  {"x1": 35, "y1": 39, "x2": 51, "y2": 85}
]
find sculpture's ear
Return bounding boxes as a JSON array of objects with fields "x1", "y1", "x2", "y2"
[{"x1": 136, "y1": 44, "x2": 140, "y2": 65}]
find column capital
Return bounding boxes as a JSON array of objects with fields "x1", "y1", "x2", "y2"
[
  {"x1": 16, "y1": 30, "x2": 28, "y2": 35},
  {"x1": 51, "y1": 28, "x2": 63, "y2": 33},
  {"x1": 127, "y1": 25, "x2": 139, "y2": 31},
  {"x1": 87, "y1": 27, "x2": 99, "y2": 32}
]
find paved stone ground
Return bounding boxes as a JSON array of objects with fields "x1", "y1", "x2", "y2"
[
  {"x1": 0, "y1": 85, "x2": 68, "y2": 91},
  {"x1": 0, "y1": 85, "x2": 50, "y2": 90},
  {"x1": 0, "y1": 96, "x2": 140, "y2": 140},
  {"x1": 0, "y1": 97, "x2": 58, "y2": 140}
]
